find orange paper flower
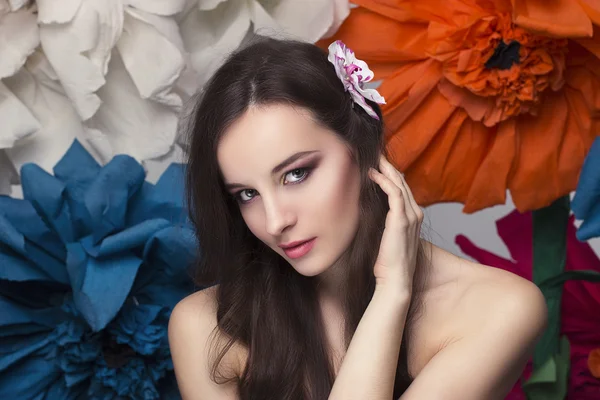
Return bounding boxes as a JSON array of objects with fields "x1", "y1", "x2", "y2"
[{"x1": 319, "y1": 0, "x2": 600, "y2": 213}]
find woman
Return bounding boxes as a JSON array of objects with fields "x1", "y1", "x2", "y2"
[{"x1": 168, "y1": 37, "x2": 547, "y2": 400}]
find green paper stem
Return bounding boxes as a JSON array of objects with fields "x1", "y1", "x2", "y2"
[{"x1": 532, "y1": 195, "x2": 570, "y2": 368}]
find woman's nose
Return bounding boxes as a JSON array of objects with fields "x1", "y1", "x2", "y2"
[{"x1": 263, "y1": 197, "x2": 296, "y2": 236}]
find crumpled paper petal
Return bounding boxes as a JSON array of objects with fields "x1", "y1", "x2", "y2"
[
  {"x1": 254, "y1": 0, "x2": 348, "y2": 43},
  {"x1": 117, "y1": 8, "x2": 184, "y2": 108},
  {"x1": 0, "y1": 150, "x2": 18, "y2": 195},
  {"x1": 86, "y1": 51, "x2": 179, "y2": 161},
  {"x1": 572, "y1": 137, "x2": 600, "y2": 241},
  {"x1": 38, "y1": 0, "x2": 124, "y2": 120},
  {"x1": 0, "y1": 6, "x2": 39, "y2": 79},
  {"x1": 0, "y1": 81, "x2": 40, "y2": 148},
  {"x1": 3, "y1": 50, "x2": 108, "y2": 176},
  {"x1": 179, "y1": 0, "x2": 251, "y2": 88}
]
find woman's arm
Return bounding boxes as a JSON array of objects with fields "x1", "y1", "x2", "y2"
[{"x1": 328, "y1": 287, "x2": 411, "y2": 400}]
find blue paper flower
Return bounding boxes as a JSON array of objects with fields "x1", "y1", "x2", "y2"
[
  {"x1": 573, "y1": 137, "x2": 600, "y2": 241},
  {"x1": 0, "y1": 140, "x2": 198, "y2": 399}
]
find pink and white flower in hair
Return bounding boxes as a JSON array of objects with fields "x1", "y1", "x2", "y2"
[{"x1": 327, "y1": 40, "x2": 386, "y2": 120}]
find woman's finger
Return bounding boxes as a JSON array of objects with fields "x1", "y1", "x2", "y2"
[
  {"x1": 378, "y1": 155, "x2": 413, "y2": 218},
  {"x1": 369, "y1": 168, "x2": 406, "y2": 219}
]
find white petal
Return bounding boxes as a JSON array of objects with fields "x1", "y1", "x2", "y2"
[
  {"x1": 0, "y1": 150, "x2": 19, "y2": 196},
  {"x1": 248, "y1": 1, "x2": 279, "y2": 34},
  {"x1": 321, "y1": 0, "x2": 350, "y2": 39},
  {"x1": 36, "y1": 0, "x2": 82, "y2": 23},
  {"x1": 8, "y1": 0, "x2": 29, "y2": 12},
  {"x1": 3, "y1": 49, "x2": 107, "y2": 175},
  {"x1": 197, "y1": 0, "x2": 229, "y2": 11},
  {"x1": 0, "y1": 8, "x2": 39, "y2": 79},
  {"x1": 0, "y1": 81, "x2": 40, "y2": 148},
  {"x1": 86, "y1": 50, "x2": 178, "y2": 161},
  {"x1": 125, "y1": 0, "x2": 187, "y2": 16},
  {"x1": 253, "y1": 0, "x2": 337, "y2": 43},
  {"x1": 179, "y1": 1, "x2": 251, "y2": 88},
  {"x1": 117, "y1": 8, "x2": 184, "y2": 108},
  {"x1": 39, "y1": 0, "x2": 124, "y2": 120}
]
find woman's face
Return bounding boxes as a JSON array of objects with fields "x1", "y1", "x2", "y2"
[{"x1": 217, "y1": 104, "x2": 362, "y2": 277}]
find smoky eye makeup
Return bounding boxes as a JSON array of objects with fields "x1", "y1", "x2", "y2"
[{"x1": 230, "y1": 153, "x2": 323, "y2": 204}]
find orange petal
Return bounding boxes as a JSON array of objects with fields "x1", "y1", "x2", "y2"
[
  {"x1": 438, "y1": 78, "x2": 504, "y2": 127},
  {"x1": 511, "y1": 0, "x2": 593, "y2": 38},
  {"x1": 385, "y1": 80, "x2": 456, "y2": 171},
  {"x1": 315, "y1": 6, "x2": 428, "y2": 80},
  {"x1": 576, "y1": 25, "x2": 600, "y2": 61},
  {"x1": 463, "y1": 119, "x2": 517, "y2": 213},
  {"x1": 381, "y1": 59, "x2": 444, "y2": 132},
  {"x1": 566, "y1": 61, "x2": 600, "y2": 114},
  {"x1": 588, "y1": 348, "x2": 600, "y2": 378},
  {"x1": 577, "y1": 0, "x2": 600, "y2": 25},
  {"x1": 351, "y1": 0, "x2": 425, "y2": 22},
  {"x1": 508, "y1": 93, "x2": 577, "y2": 211},
  {"x1": 404, "y1": 110, "x2": 491, "y2": 206}
]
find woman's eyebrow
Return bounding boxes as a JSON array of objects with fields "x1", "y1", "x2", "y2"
[{"x1": 224, "y1": 150, "x2": 320, "y2": 191}]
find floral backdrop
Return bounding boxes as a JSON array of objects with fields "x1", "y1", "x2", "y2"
[{"x1": 1, "y1": 1, "x2": 599, "y2": 399}]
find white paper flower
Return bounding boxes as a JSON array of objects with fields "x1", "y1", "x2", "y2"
[
  {"x1": 178, "y1": 0, "x2": 351, "y2": 88},
  {"x1": 0, "y1": 0, "x2": 190, "y2": 194}
]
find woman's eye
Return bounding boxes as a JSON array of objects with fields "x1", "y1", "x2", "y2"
[
  {"x1": 237, "y1": 189, "x2": 257, "y2": 203},
  {"x1": 284, "y1": 168, "x2": 310, "y2": 184}
]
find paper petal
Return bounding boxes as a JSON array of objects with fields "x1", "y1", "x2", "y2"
[
  {"x1": 7, "y1": 0, "x2": 30, "y2": 11},
  {"x1": 0, "y1": 353, "x2": 61, "y2": 399},
  {"x1": 3, "y1": 50, "x2": 108, "y2": 175},
  {"x1": 117, "y1": 8, "x2": 184, "y2": 108},
  {"x1": 66, "y1": 242, "x2": 142, "y2": 332},
  {"x1": 86, "y1": 51, "x2": 179, "y2": 161},
  {"x1": 20, "y1": 163, "x2": 76, "y2": 244},
  {"x1": 0, "y1": 151, "x2": 18, "y2": 195},
  {"x1": 197, "y1": 0, "x2": 228, "y2": 11},
  {"x1": 0, "y1": 81, "x2": 40, "y2": 149},
  {"x1": 321, "y1": 0, "x2": 351, "y2": 39},
  {"x1": 83, "y1": 154, "x2": 145, "y2": 241},
  {"x1": 81, "y1": 219, "x2": 170, "y2": 258},
  {"x1": 253, "y1": 0, "x2": 337, "y2": 42},
  {"x1": 0, "y1": 197, "x2": 69, "y2": 284},
  {"x1": 179, "y1": 0, "x2": 251, "y2": 87},
  {"x1": 572, "y1": 138, "x2": 600, "y2": 220},
  {"x1": 38, "y1": 0, "x2": 124, "y2": 120},
  {"x1": 36, "y1": 0, "x2": 82, "y2": 23},
  {"x1": 0, "y1": 7, "x2": 39, "y2": 79},
  {"x1": 125, "y1": 0, "x2": 187, "y2": 15}
]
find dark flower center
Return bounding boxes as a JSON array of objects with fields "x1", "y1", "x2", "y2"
[
  {"x1": 485, "y1": 40, "x2": 521, "y2": 70},
  {"x1": 102, "y1": 335, "x2": 137, "y2": 368}
]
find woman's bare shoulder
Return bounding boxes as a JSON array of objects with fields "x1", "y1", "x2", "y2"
[
  {"x1": 409, "y1": 241, "x2": 546, "y2": 376},
  {"x1": 169, "y1": 285, "x2": 245, "y2": 379}
]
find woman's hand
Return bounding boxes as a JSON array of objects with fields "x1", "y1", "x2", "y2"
[{"x1": 368, "y1": 155, "x2": 423, "y2": 298}]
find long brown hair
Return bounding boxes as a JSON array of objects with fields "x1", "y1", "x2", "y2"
[{"x1": 182, "y1": 36, "x2": 430, "y2": 400}]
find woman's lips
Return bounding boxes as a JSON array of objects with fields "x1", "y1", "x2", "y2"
[{"x1": 282, "y1": 238, "x2": 316, "y2": 259}]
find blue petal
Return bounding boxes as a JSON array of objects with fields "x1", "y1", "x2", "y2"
[
  {"x1": 53, "y1": 140, "x2": 101, "y2": 238},
  {"x1": 0, "y1": 213, "x2": 68, "y2": 284},
  {"x1": 0, "y1": 296, "x2": 66, "y2": 335},
  {"x1": 84, "y1": 155, "x2": 145, "y2": 243},
  {"x1": 0, "y1": 332, "x2": 54, "y2": 371},
  {"x1": 128, "y1": 163, "x2": 189, "y2": 226},
  {"x1": 572, "y1": 137, "x2": 600, "y2": 221},
  {"x1": 0, "y1": 355, "x2": 61, "y2": 399},
  {"x1": 81, "y1": 219, "x2": 170, "y2": 258},
  {"x1": 142, "y1": 226, "x2": 197, "y2": 276},
  {"x1": 576, "y1": 203, "x2": 600, "y2": 241},
  {"x1": 21, "y1": 163, "x2": 76, "y2": 244},
  {"x1": 66, "y1": 243, "x2": 142, "y2": 332}
]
